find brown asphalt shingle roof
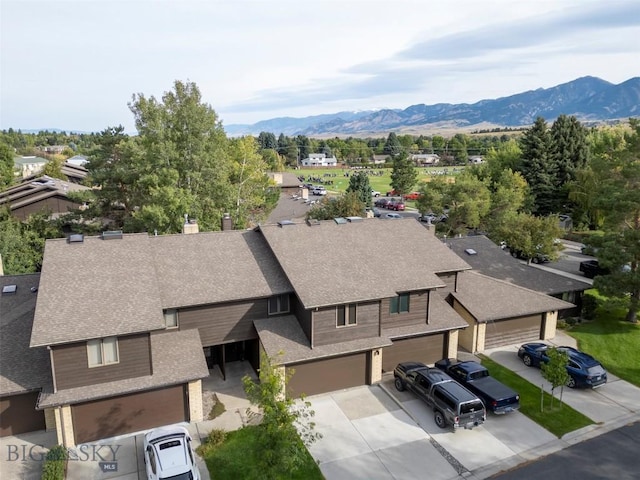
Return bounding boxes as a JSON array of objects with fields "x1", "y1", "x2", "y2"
[
  {"x1": 254, "y1": 315, "x2": 392, "y2": 365},
  {"x1": 37, "y1": 329, "x2": 208, "y2": 408},
  {"x1": 450, "y1": 271, "x2": 575, "y2": 322},
  {"x1": 446, "y1": 236, "x2": 590, "y2": 295},
  {"x1": 259, "y1": 218, "x2": 471, "y2": 309},
  {"x1": 31, "y1": 230, "x2": 293, "y2": 347},
  {"x1": 0, "y1": 274, "x2": 53, "y2": 396}
]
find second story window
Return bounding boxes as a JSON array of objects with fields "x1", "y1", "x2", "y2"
[
  {"x1": 163, "y1": 309, "x2": 178, "y2": 329},
  {"x1": 268, "y1": 294, "x2": 290, "y2": 315},
  {"x1": 337, "y1": 303, "x2": 357, "y2": 327},
  {"x1": 390, "y1": 293, "x2": 410, "y2": 314},
  {"x1": 87, "y1": 337, "x2": 119, "y2": 367}
]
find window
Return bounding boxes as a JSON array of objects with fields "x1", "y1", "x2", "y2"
[
  {"x1": 87, "y1": 337, "x2": 119, "y2": 367},
  {"x1": 268, "y1": 294, "x2": 290, "y2": 315},
  {"x1": 390, "y1": 293, "x2": 410, "y2": 314},
  {"x1": 336, "y1": 303, "x2": 357, "y2": 327},
  {"x1": 163, "y1": 309, "x2": 178, "y2": 328}
]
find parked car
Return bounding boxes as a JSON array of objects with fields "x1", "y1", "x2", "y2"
[
  {"x1": 419, "y1": 212, "x2": 447, "y2": 223},
  {"x1": 388, "y1": 199, "x2": 405, "y2": 211},
  {"x1": 394, "y1": 361, "x2": 486, "y2": 430},
  {"x1": 434, "y1": 358, "x2": 520, "y2": 414},
  {"x1": 384, "y1": 213, "x2": 402, "y2": 219},
  {"x1": 371, "y1": 190, "x2": 381, "y2": 197},
  {"x1": 509, "y1": 247, "x2": 550, "y2": 264},
  {"x1": 311, "y1": 186, "x2": 327, "y2": 196},
  {"x1": 517, "y1": 343, "x2": 608, "y2": 388},
  {"x1": 403, "y1": 192, "x2": 422, "y2": 201},
  {"x1": 375, "y1": 198, "x2": 393, "y2": 208},
  {"x1": 144, "y1": 426, "x2": 201, "y2": 480},
  {"x1": 579, "y1": 259, "x2": 608, "y2": 278},
  {"x1": 366, "y1": 207, "x2": 382, "y2": 217}
]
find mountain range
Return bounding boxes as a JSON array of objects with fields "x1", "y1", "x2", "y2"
[{"x1": 225, "y1": 76, "x2": 640, "y2": 137}]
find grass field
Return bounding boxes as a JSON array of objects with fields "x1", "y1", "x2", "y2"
[{"x1": 292, "y1": 165, "x2": 461, "y2": 196}]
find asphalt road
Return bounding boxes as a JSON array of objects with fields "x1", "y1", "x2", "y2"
[{"x1": 490, "y1": 421, "x2": 640, "y2": 480}]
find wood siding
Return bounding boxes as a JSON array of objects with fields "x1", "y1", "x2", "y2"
[
  {"x1": 178, "y1": 299, "x2": 265, "y2": 346},
  {"x1": 0, "y1": 392, "x2": 46, "y2": 436},
  {"x1": 71, "y1": 385, "x2": 187, "y2": 445},
  {"x1": 380, "y1": 291, "x2": 428, "y2": 329},
  {"x1": 52, "y1": 333, "x2": 151, "y2": 391},
  {"x1": 436, "y1": 272, "x2": 457, "y2": 294},
  {"x1": 312, "y1": 301, "x2": 379, "y2": 347},
  {"x1": 291, "y1": 295, "x2": 312, "y2": 342},
  {"x1": 13, "y1": 197, "x2": 79, "y2": 221}
]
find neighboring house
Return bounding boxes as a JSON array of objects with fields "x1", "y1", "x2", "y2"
[
  {"x1": 14, "y1": 156, "x2": 48, "y2": 178},
  {"x1": 0, "y1": 175, "x2": 90, "y2": 221},
  {"x1": 66, "y1": 155, "x2": 88, "y2": 167},
  {"x1": 447, "y1": 235, "x2": 589, "y2": 318},
  {"x1": 2, "y1": 218, "x2": 575, "y2": 446},
  {"x1": 371, "y1": 154, "x2": 389, "y2": 165},
  {"x1": 41, "y1": 145, "x2": 66, "y2": 154},
  {"x1": 300, "y1": 153, "x2": 338, "y2": 167},
  {"x1": 411, "y1": 154, "x2": 440, "y2": 165},
  {"x1": 268, "y1": 171, "x2": 304, "y2": 195},
  {"x1": 0, "y1": 274, "x2": 53, "y2": 437}
]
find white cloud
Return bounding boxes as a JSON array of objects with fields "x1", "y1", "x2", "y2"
[{"x1": 1, "y1": 0, "x2": 638, "y2": 132}]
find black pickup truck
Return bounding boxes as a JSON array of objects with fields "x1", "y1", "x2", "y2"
[{"x1": 435, "y1": 359, "x2": 520, "y2": 414}]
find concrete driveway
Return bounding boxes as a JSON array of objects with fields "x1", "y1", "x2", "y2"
[{"x1": 304, "y1": 381, "x2": 558, "y2": 480}]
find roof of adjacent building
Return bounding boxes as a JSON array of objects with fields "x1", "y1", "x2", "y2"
[
  {"x1": 446, "y1": 236, "x2": 590, "y2": 295},
  {"x1": 0, "y1": 274, "x2": 53, "y2": 396},
  {"x1": 0, "y1": 175, "x2": 89, "y2": 212},
  {"x1": 31, "y1": 229, "x2": 293, "y2": 347},
  {"x1": 259, "y1": 218, "x2": 471, "y2": 309},
  {"x1": 37, "y1": 329, "x2": 208, "y2": 408},
  {"x1": 450, "y1": 271, "x2": 575, "y2": 322}
]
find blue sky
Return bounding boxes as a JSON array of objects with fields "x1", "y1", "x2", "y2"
[{"x1": 1, "y1": 0, "x2": 639, "y2": 133}]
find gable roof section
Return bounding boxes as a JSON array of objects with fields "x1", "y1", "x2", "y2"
[
  {"x1": 31, "y1": 234, "x2": 165, "y2": 347},
  {"x1": 259, "y1": 218, "x2": 471, "y2": 309},
  {"x1": 451, "y1": 271, "x2": 575, "y2": 322},
  {"x1": 0, "y1": 175, "x2": 89, "y2": 212},
  {"x1": 151, "y1": 230, "x2": 292, "y2": 309},
  {"x1": 447, "y1": 236, "x2": 590, "y2": 294},
  {"x1": 0, "y1": 274, "x2": 53, "y2": 396},
  {"x1": 31, "y1": 230, "x2": 293, "y2": 346}
]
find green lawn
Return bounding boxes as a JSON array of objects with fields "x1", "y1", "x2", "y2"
[
  {"x1": 198, "y1": 426, "x2": 323, "y2": 480},
  {"x1": 479, "y1": 356, "x2": 594, "y2": 437},
  {"x1": 567, "y1": 298, "x2": 640, "y2": 387}
]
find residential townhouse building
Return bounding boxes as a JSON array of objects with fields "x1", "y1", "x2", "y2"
[{"x1": 1, "y1": 217, "x2": 574, "y2": 447}]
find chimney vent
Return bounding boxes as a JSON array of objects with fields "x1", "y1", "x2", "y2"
[
  {"x1": 221, "y1": 213, "x2": 233, "y2": 231},
  {"x1": 68, "y1": 234, "x2": 84, "y2": 244},
  {"x1": 102, "y1": 230, "x2": 123, "y2": 240},
  {"x1": 306, "y1": 218, "x2": 321, "y2": 227},
  {"x1": 346, "y1": 216, "x2": 363, "y2": 223},
  {"x1": 277, "y1": 220, "x2": 295, "y2": 227}
]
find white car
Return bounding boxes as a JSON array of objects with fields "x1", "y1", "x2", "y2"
[
  {"x1": 143, "y1": 426, "x2": 200, "y2": 480},
  {"x1": 312, "y1": 186, "x2": 327, "y2": 196},
  {"x1": 384, "y1": 213, "x2": 402, "y2": 219}
]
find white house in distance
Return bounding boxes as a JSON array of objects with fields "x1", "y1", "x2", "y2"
[
  {"x1": 300, "y1": 153, "x2": 338, "y2": 167},
  {"x1": 411, "y1": 154, "x2": 440, "y2": 165}
]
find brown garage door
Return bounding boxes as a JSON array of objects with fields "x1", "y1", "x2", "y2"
[
  {"x1": 72, "y1": 385, "x2": 187, "y2": 445},
  {"x1": 0, "y1": 391, "x2": 46, "y2": 437},
  {"x1": 484, "y1": 315, "x2": 542, "y2": 349},
  {"x1": 286, "y1": 352, "x2": 367, "y2": 398},
  {"x1": 382, "y1": 334, "x2": 446, "y2": 372}
]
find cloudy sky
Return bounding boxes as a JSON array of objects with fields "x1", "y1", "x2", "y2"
[{"x1": 1, "y1": 0, "x2": 638, "y2": 133}]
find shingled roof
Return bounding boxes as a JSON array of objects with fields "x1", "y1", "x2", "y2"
[
  {"x1": 31, "y1": 230, "x2": 293, "y2": 347},
  {"x1": 259, "y1": 218, "x2": 471, "y2": 309},
  {"x1": 446, "y1": 236, "x2": 590, "y2": 295},
  {"x1": 0, "y1": 274, "x2": 53, "y2": 396},
  {"x1": 451, "y1": 271, "x2": 575, "y2": 322}
]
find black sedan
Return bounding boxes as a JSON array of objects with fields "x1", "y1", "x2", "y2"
[{"x1": 517, "y1": 343, "x2": 607, "y2": 388}]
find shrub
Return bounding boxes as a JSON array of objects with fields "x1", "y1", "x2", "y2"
[
  {"x1": 41, "y1": 445, "x2": 67, "y2": 480},
  {"x1": 581, "y1": 293, "x2": 599, "y2": 320},
  {"x1": 197, "y1": 428, "x2": 227, "y2": 457}
]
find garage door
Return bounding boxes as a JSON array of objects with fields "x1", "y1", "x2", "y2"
[
  {"x1": 72, "y1": 385, "x2": 187, "y2": 445},
  {"x1": 484, "y1": 315, "x2": 542, "y2": 349},
  {"x1": 0, "y1": 391, "x2": 46, "y2": 437},
  {"x1": 286, "y1": 352, "x2": 367, "y2": 398},
  {"x1": 382, "y1": 334, "x2": 446, "y2": 372}
]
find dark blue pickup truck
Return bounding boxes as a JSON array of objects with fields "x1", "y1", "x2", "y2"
[{"x1": 435, "y1": 359, "x2": 520, "y2": 414}]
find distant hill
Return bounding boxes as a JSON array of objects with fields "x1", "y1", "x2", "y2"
[{"x1": 225, "y1": 76, "x2": 640, "y2": 137}]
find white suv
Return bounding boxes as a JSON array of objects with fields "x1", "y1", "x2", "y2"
[
  {"x1": 144, "y1": 426, "x2": 200, "y2": 480},
  {"x1": 312, "y1": 186, "x2": 327, "y2": 196}
]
